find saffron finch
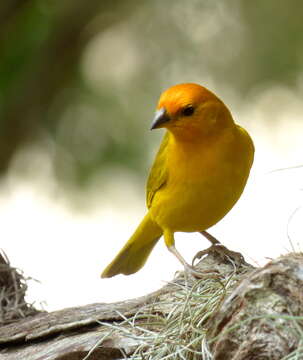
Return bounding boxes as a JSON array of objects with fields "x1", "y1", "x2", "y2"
[{"x1": 101, "y1": 83, "x2": 254, "y2": 278}]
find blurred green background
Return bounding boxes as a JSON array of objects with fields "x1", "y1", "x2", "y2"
[{"x1": 1, "y1": 0, "x2": 303, "y2": 194}]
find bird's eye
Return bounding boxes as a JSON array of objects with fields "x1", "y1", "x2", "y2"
[{"x1": 182, "y1": 105, "x2": 195, "y2": 117}]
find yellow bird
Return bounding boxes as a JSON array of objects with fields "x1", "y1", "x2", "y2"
[{"x1": 101, "y1": 83, "x2": 254, "y2": 278}]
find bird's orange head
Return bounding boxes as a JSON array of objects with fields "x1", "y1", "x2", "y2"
[{"x1": 151, "y1": 83, "x2": 234, "y2": 140}]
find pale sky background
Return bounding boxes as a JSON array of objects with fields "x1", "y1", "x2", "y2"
[{"x1": 1, "y1": 84, "x2": 303, "y2": 311}]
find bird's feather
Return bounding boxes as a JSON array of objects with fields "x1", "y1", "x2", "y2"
[{"x1": 146, "y1": 132, "x2": 169, "y2": 209}]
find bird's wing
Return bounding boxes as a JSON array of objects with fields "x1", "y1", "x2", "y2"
[{"x1": 146, "y1": 132, "x2": 169, "y2": 209}]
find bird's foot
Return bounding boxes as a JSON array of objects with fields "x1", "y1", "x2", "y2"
[
  {"x1": 192, "y1": 244, "x2": 248, "y2": 268},
  {"x1": 167, "y1": 243, "x2": 219, "y2": 279}
]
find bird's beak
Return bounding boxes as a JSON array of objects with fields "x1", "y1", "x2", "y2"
[{"x1": 150, "y1": 108, "x2": 170, "y2": 130}]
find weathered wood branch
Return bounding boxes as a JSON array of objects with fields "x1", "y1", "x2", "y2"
[
  {"x1": 0, "y1": 250, "x2": 302, "y2": 359},
  {"x1": 209, "y1": 253, "x2": 303, "y2": 359}
]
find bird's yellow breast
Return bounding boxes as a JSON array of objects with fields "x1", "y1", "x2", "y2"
[{"x1": 149, "y1": 125, "x2": 253, "y2": 232}]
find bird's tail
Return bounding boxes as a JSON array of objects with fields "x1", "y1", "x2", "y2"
[{"x1": 101, "y1": 213, "x2": 162, "y2": 278}]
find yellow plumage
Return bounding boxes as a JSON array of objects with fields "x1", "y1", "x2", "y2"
[{"x1": 101, "y1": 83, "x2": 254, "y2": 278}]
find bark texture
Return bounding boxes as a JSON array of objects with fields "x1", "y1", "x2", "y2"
[
  {"x1": 208, "y1": 253, "x2": 303, "y2": 359},
  {"x1": 0, "y1": 251, "x2": 302, "y2": 359}
]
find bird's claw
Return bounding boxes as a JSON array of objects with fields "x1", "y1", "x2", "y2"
[{"x1": 192, "y1": 244, "x2": 247, "y2": 267}]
